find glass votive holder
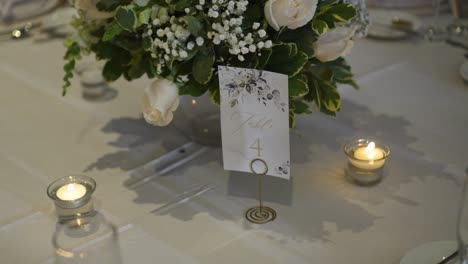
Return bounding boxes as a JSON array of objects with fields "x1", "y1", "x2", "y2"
[
  {"x1": 47, "y1": 175, "x2": 96, "y2": 221},
  {"x1": 343, "y1": 139, "x2": 390, "y2": 186}
]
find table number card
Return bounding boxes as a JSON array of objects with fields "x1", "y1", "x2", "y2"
[{"x1": 218, "y1": 66, "x2": 290, "y2": 179}]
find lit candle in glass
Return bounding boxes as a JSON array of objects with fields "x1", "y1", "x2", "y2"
[
  {"x1": 56, "y1": 183, "x2": 87, "y2": 201},
  {"x1": 344, "y1": 139, "x2": 390, "y2": 185},
  {"x1": 47, "y1": 176, "x2": 96, "y2": 220},
  {"x1": 350, "y1": 142, "x2": 386, "y2": 170}
]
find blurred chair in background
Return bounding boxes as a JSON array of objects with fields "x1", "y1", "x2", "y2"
[{"x1": 0, "y1": 0, "x2": 59, "y2": 23}]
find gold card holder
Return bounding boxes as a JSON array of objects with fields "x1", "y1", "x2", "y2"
[{"x1": 245, "y1": 158, "x2": 277, "y2": 224}]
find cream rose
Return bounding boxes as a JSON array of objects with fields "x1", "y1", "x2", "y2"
[
  {"x1": 142, "y1": 79, "x2": 180, "y2": 127},
  {"x1": 264, "y1": 0, "x2": 318, "y2": 31},
  {"x1": 75, "y1": 0, "x2": 114, "y2": 20},
  {"x1": 314, "y1": 27, "x2": 355, "y2": 62}
]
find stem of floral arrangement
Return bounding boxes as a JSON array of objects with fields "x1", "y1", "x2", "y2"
[{"x1": 274, "y1": 26, "x2": 287, "y2": 41}]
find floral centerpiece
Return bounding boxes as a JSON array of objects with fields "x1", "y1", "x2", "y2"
[{"x1": 63, "y1": 0, "x2": 360, "y2": 127}]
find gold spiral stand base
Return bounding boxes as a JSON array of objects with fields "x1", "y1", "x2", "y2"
[
  {"x1": 245, "y1": 158, "x2": 277, "y2": 224},
  {"x1": 245, "y1": 206, "x2": 276, "y2": 224}
]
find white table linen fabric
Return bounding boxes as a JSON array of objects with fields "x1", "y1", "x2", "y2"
[{"x1": 0, "y1": 34, "x2": 467, "y2": 264}]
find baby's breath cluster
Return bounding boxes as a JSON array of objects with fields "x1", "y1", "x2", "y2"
[
  {"x1": 142, "y1": 8, "x2": 200, "y2": 74},
  {"x1": 143, "y1": 0, "x2": 272, "y2": 73},
  {"x1": 200, "y1": 0, "x2": 272, "y2": 62}
]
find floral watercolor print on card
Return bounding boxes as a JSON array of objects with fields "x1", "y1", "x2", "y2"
[{"x1": 219, "y1": 66, "x2": 290, "y2": 179}]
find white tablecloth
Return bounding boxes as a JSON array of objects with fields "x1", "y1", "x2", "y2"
[{"x1": 0, "y1": 30, "x2": 467, "y2": 264}]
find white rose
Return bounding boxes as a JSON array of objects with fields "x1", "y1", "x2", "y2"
[
  {"x1": 264, "y1": 0, "x2": 318, "y2": 31},
  {"x1": 314, "y1": 27, "x2": 355, "y2": 62},
  {"x1": 75, "y1": 0, "x2": 114, "y2": 20},
  {"x1": 142, "y1": 79, "x2": 180, "y2": 127}
]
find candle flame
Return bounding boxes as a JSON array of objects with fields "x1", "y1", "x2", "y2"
[
  {"x1": 66, "y1": 184, "x2": 75, "y2": 191},
  {"x1": 365, "y1": 142, "x2": 375, "y2": 153},
  {"x1": 365, "y1": 142, "x2": 376, "y2": 160}
]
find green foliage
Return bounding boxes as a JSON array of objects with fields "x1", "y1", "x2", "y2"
[
  {"x1": 192, "y1": 47, "x2": 215, "y2": 84},
  {"x1": 315, "y1": 79, "x2": 341, "y2": 113},
  {"x1": 292, "y1": 100, "x2": 313, "y2": 114},
  {"x1": 102, "y1": 21, "x2": 124, "y2": 41},
  {"x1": 265, "y1": 43, "x2": 308, "y2": 77},
  {"x1": 179, "y1": 77, "x2": 209, "y2": 96},
  {"x1": 289, "y1": 110, "x2": 295, "y2": 128},
  {"x1": 103, "y1": 60, "x2": 124, "y2": 81},
  {"x1": 328, "y1": 4, "x2": 357, "y2": 22},
  {"x1": 312, "y1": 2, "x2": 357, "y2": 34},
  {"x1": 62, "y1": 37, "x2": 82, "y2": 96},
  {"x1": 92, "y1": 41, "x2": 132, "y2": 81},
  {"x1": 312, "y1": 19, "x2": 329, "y2": 35},
  {"x1": 96, "y1": 0, "x2": 126, "y2": 12},
  {"x1": 242, "y1": 2, "x2": 262, "y2": 29},
  {"x1": 179, "y1": 16, "x2": 204, "y2": 37},
  {"x1": 142, "y1": 36, "x2": 153, "y2": 51},
  {"x1": 62, "y1": 0, "x2": 360, "y2": 123},
  {"x1": 115, "y1": 6, "x2": 137, "y2": 31},
  {"x1": 138, "y1": 8, "x2": 152, "y2": 25},
  {"x1": 301, "y1": 57, "x2": 359, "y2": 116},
  {"x1": 257, "y1": 48, "x2": 272, "y2": 69},
  {"x1": 280, "y1": 27, "x2": 317, "y2": 58},
  {"x1": 288, "y1": 75, "x2": 309, "y2": 97},
  {"x1": 171, "y1": 0, "x2": 193, "y2": 11}
]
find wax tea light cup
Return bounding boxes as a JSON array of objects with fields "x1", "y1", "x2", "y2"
[
  {"x1": 47, "y1": 175, "x2": 96, "y2": 221},
  {"x1": 343, "y1": 139, "x2": 390, "y2": 186}
]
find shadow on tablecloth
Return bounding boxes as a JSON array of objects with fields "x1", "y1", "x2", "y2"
[{"x1": 83, "y1": 98, "x2": 458, "y2": 242}]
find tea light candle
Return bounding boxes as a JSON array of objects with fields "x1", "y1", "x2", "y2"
[
  {"x1": 47, "y1": 175, "x2": 96, "y2": 220},
  {"x1": 56, "y1": 183, "x2": 87, "y2": 201},
  {"x1": 343, "y1": 139, "x2": 390, "y2": 186},
  {"x1": 350, "y1": 142, "x2": 386, "y2": 170}
]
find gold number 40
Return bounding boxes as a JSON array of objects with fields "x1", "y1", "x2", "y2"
[{"x1": 249, "y1": 138, "x2": 263, "y2": 157}]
